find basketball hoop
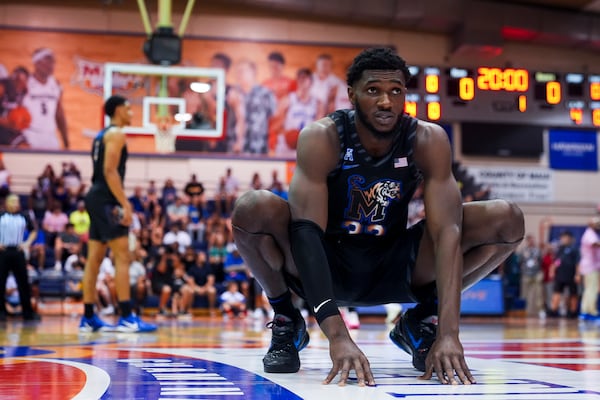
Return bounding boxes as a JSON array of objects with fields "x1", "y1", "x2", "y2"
[{"x1": 154, "y1": 115, "x2": 176, "y2": 153}]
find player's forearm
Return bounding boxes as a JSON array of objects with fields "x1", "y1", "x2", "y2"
[
  {"x1": 289, "y1": 219, "x2": 340, "y2": 324},
  {"x1": 320, "y1": 314, "x2": 351, "y2": 341},
  {"x1": 104, "y1": 170, "x2": 130, "y2": 209},
  {"x1": 434, "y1": 227, "x2": 462, "y2": 336}
]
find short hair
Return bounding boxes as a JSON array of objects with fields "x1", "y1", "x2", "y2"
[
  {"x1": 560, "y1": 230, "x2": 573, "y2": 238},
  {"x1": 212, "y1": 52, "x2": 232, "y2": 70},
  {"x1": 346, "y1": 47, "x2": 412, "y2": 87},
  {"x1": 104, "y1": 95, "x2": 127, "y2": 117},
  {"x1": 296, "y1": 68, "x2": 312, "y2": 80},
  {"x1": 268, "y1": 51, "x2": 285, "y2": 64}
]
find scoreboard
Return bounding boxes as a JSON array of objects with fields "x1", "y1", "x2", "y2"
[{"x1": 404, "y1": 65, "x2": 600, "y2": 128}]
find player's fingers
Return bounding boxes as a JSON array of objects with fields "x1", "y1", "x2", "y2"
[
  {"x1": 362, "y1": 359, "x2": 376, "y2": 386},
  {"x1": 444, "y1": 361, "x2": 458, "y2": 385},
  {"x1": 419, "y1": 363, "x2": 434, "y2": 381},
  {"x1": 323, "y1": 365, "x2": 340, "y2": 385},
  {"x1": 460, "y1": 358, "x2": 476, "y2": 384},
  {"x1": 338, "y1": 363, "x2": 351, "y2": 386},
  {"x1": 352, "y1": 360, "x2": 366, "y2": 386},
  {"x1": 434, "y1": 359, "x2": 448, "y2": 384}
]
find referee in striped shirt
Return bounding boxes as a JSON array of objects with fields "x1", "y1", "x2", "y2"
[{"x1": 0, "y1": 194, "x2": 39, "y2": 322}]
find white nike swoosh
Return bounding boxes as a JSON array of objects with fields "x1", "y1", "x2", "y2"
[{"x1": 313, "y1": 299, "x2": 332, "y2": 314}]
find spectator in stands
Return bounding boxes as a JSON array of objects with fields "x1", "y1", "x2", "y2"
[
  {"x1": 54, "y1": 222, "x2": 80, "y2": 270},
  {"x1": 540, "y1": 242, "x2": 556, "y2": 311},
  {"x1": 187, "y1": 193, "x2": 205, "y2": 247},
  {"x1": 578, "y1": 217, "x2": 600, "y2": 321},
  {"x1": 37, "y1": 164, "x2": 56, "y2": 196},
  {"x1": 184, "y1": 174, "x2": 205, "y2": 202},
  {"x1": 61, "y1": 161, "x2": 82, "y2": 195},
  {"x1": 0, "y1": 194, "x2": 40, "y2": 322},
  {"x1": 42, "y1": 201, "x2": 69, "y2": 248},
  {"x1": 518, "y1": 234, "x2": 543, "y2": 318},
  {"x1": 547, "y1": 231, "x2": 580, "y2": 318},
  {"x1": 96, "y1": 254, "x2": 117, "y2": 316},
  {"x1": 220, "y1": 280, "x2": 246, "y2": 318},
  {"x1": 148, "y1": 202, "x2": 166, "y2": 232},
  {"x1": 223, "y1": 243, "x2": 249, "y2": 299},
  {"x1": 186, "y1": 250, "x2": 217, "y2": 316},
  {"x1": 207, "y1": 231, "x2": 228, "y2": 285},
  {"x1": 267, "y1": 169, "x2": 282, "y2": 192},
  {"x1": 69, "y1": 200, "x2": 90, "y2": 242},
  {"x1": 215, "y1": 168, "x2": 238, "y2": 216},
  {"x1": 129, "y1": 244, "x2": 149, "y2": 315},
  {"x1": 28, "y1": 185, "x2": 49, "y2": 224},
  {"x1": 151, "y1": 246, "x2": 177, "y2": 317},
  {"x1": 205, "y1": 210, "x2": 230, "y2": 240},
  {"x1": 52, "y1": 177, "x2": 69, "y2": 212},
  {"x1": 161, "y1": 178, "x2": 177, "y2": 206},
  {"x1": 171, "y1": 256, "x2": 194, "y2": 317},
  {"x1": 65, "y1": 259, "x2": 84, "y2": 301},
  {"x1": 128, "y1": 186, "x2": 148, "y2": 224},
  {"x1": 269, "y1": 180, "x2": 288, "y2": 201},
  {"x1": 139, "y1": 228, "x2": 155, "y2": 260},
  {"x1": 163, "y1": 221, "x2": 192, "y2": 255},
  {"x1": 250, "y1": 172, "x2": 263, "y2": 191},
  {"x1": 63, "y1": 251, "x2": 86, "y2": 273},
  {"x1": 166, "y1": 196, "x2": 189, "y2": 227}
]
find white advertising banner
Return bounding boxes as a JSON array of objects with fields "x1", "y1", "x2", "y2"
[{"x1": 466, "y1": 166, "x2": 554, "y2": 202}]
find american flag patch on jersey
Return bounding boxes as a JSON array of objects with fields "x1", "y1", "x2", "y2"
[{"x1": 394, "y1": 157, "x2": 408, "y2": 168}]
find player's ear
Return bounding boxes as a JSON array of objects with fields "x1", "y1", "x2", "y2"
[{"x1": 347, "y1": 86, "x2": 355, "y2": 105}]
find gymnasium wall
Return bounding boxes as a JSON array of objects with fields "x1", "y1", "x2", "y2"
[{"x1": 1, "y1": 2, "x2": 600, "y2": 241}]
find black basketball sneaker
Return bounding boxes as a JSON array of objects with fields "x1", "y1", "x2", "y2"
[
  {"x1": 389, "y1": 307, "x2": 437, "y2": 372},
  {"x1": 263, "y1": 312, "x2": 310, "y2": 373}
]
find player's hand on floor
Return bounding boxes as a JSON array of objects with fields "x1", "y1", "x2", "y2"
[
  {"x1": 323, "y1": 336, "x2": 375, "y2": 387},
  {"x1": 419, "y1": 334, "x2": 476, "y2": 385}
]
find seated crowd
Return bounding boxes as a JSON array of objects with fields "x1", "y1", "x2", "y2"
[{"x1": 1, "y1": 162, "x2": 289, "y2": 320}]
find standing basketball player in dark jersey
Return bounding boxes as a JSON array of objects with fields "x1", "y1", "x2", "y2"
[
  {"x1": 79, "y1": 95, "x2": 156, "y2": 333},
  {"x1": 232, "y1": 47, "x2": 524, "y2": 386}
]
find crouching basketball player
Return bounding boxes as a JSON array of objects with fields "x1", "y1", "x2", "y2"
[{"x1": 232, "y1": 47, "x2": 524, "y2": 386}]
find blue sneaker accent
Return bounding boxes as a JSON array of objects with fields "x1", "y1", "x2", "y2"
[
  {"x1": 79, "y1": 315, "x2": 114, "y2": 332},
  {"x1": 406, "y1": 328, "x2": 423, "y2": 349},
  {"x1": 389, "y1": 308, "x2": 437, "y2": 372},
  {"x1": 579, "y1": 313, "x2": 599, "y2": 321},
  {"x1": 116, "y1": 314, "x2": 157, "y2": 333}
]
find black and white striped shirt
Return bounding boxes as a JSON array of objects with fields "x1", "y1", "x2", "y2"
[{"x1": 0, "y1": 211, "x2": 35, "y2": 247}]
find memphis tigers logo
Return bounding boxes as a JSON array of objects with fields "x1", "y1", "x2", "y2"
[{"x1": 342, "y1": 175, "x2": 402, "y2": 236}]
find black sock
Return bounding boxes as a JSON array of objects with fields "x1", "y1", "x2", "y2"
[
  {"x1": 268, "y1": 290, "x2": 297, "y2": 320},
  {"x1": 119, "y1": 301, "x2": 132, "y2": 318},
  {"x1": 84, "y1": 303, "x2": 95, "y2": 319}
]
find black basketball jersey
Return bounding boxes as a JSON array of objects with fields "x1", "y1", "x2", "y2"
[
  {"x1": 325, "y1": 109, "x2": 422, "y2": 243},
  {"x1": 89, "y1": 125, "x2": 128, "y2": 202}
]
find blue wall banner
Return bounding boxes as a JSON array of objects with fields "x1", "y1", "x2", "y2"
[{"x1": 549, "y1": 129, "x2": 598, "y2": 171}]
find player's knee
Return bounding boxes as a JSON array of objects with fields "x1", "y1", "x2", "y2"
[
  {"x1": 496, "y1": 199, "x2": 525, "y2": 244},
  {"x1": 232, "y1": 189, "x2": 288, "y2": 232}
]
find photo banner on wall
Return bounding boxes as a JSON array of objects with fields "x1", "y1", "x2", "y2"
[
  {"x1": 0, "y1": 28, "x2": 370, "y2": 156},
  {"x1": 548, "y1": 129, "x2": 598, "y2": 171}
]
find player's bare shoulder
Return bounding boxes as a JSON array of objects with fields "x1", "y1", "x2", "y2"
[
  {"x1": 414, "y1": 120, "x2": 451, "y2": 151},
  {"x1": 103, "y1": 126, "x2": 126, "y2": 146},
  {"x1": 296, "y1": 116, "x2": 340, "y2": 173},
  {"x1": 413, "y1": 120, "x2": 452, "y2": 171}
]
